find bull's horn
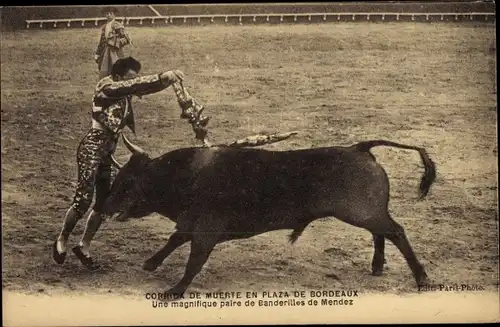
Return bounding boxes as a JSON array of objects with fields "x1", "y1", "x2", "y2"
[
  {"x1": 122, "y1": 134, "x2": 146, "y2": 155},
  {"x1": 110, "y1": 155, "x2": 123, "y2": 169}
]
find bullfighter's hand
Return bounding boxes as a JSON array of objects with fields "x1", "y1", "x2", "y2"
[
  {"x1": 94, "y1": 54, "x2": 99, "y2": 63},
  {"x1": 172, "y1": 69, "x2": 184, "y2": 82},
  {"x1": 159, "y1": 70, "x2": 184, "y2": 86}
]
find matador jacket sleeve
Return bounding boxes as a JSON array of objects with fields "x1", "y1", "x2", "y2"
[
  {"x1": 96, "y1": 74, "x2": 169, "y2": 100},
  {"x1": 92, "y1": 74, "x2": 169, "y2": 133}
]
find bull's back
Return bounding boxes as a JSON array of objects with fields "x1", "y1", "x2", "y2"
[{"x1": 190, "y1": 146, "x2": 383, "y2": 211}]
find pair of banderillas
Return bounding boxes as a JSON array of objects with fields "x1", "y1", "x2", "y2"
[
  {"x1": 172, "y1": 81, "x2": 211, "y2": 147},
  {"x1": 172, "y1": 81, "x2": 299, "y2": 148}
]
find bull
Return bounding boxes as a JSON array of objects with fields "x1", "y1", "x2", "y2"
[{"x1": 102, "y1": 134, "x2": 436, "y2": 296}]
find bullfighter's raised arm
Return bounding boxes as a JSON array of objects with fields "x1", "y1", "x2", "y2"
[{"x1": 96, "y1": 71, "x2": 185, "y2": 100}]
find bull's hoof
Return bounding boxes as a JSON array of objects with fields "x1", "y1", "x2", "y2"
[
  {"x1": 72, "y1": 246, "x2": 101, "y2": 271},
  {"x1": 371, "y1": 264, "x2": 384, "y2": 276},
  {"x1": 417, "y1": 278, "x2": 430, "y2": 287},
  {"x1": 52, "y1": 241, "x2": 66, "y2": 265},
  {"x1": 142, "y1": 259, "x2": 161, "y2": 272},
  {"x1": 416, "y1": 273, "x2": 430, "y2": 288}
]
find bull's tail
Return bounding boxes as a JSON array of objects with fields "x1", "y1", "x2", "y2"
[{"x1": 354, "y1": 140, "x2": 436, "y2": 199}]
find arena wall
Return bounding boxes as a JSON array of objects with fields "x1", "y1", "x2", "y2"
[{"x1": 1, "y1": 2, "x2": 496, "y2": 31}]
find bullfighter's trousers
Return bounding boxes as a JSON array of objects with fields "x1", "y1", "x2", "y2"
[{"x1": 71, "y1": 128, "x2": 118, "y2": 218}]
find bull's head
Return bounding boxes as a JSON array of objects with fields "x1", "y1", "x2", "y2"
[{"x1": 102, "y1": 134, "x2": 155, "y2": 221}]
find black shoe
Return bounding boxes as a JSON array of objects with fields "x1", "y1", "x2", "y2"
[
  {"x1": 72, "y1": 245, "x2": 101, "y2": 271},
  {"x1": 52, "y1": 240, "x2": 66, "y2": 265}
]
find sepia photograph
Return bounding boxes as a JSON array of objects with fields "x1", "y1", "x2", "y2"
[{"x1": 1, "y1": 1, "x2": 498, "y2": 325}]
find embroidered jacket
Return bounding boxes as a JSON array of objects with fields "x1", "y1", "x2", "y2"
[
  {"x1": 95, "y1": 19, "x2": 131, "y2": 57},
  {"x1": 92, "y1": 74, "x2": 168, "y2": 135}
]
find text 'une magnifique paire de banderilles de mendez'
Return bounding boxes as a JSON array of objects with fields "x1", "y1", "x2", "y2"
[{"x1": 146, "y1": 290, "x2": 359, "y2": 309}]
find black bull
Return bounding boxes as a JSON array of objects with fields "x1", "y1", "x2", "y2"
[{"x1": 102, "y1": 135, "x2": 436, "y2": 296}]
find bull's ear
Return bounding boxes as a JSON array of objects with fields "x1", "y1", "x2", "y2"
[{"x1": 128, "y1": 152, "x2": 151, "y2": 168}]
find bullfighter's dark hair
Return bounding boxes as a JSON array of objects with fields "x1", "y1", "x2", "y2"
[
  {"x1": 102, "y1": 6, "x2": 119, "y2": 15},
  {"x1": 111, "y1": 57, "x2": 142, "y2": 77}
]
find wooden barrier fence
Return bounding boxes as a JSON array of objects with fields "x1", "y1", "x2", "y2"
[{"x1": 25, "y1": 12, "x2": 496, "y2": 29}]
